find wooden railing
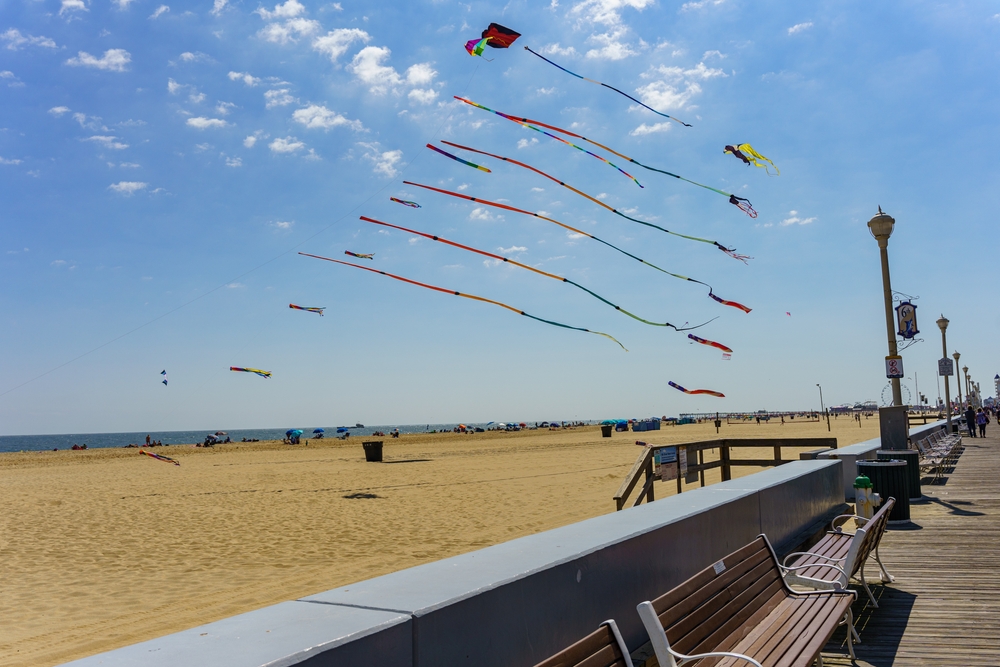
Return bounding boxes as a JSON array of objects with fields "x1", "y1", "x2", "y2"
[{"x1": 613, "y1": 438, "x2": 837, "y2": 511}]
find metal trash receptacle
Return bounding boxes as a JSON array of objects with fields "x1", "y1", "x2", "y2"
[
  {"x1": 600, "y1": 424, "x2": 613, "y2": 438},
  {"x1": 857, "y1": 459, "x2": 910, "y2": 523},
  {"x1": 362, "y1": 440, "x2": 383, "y2": 462},
  {"x1": 877, "y1": 449, "x2": 921, "y2": 499}
]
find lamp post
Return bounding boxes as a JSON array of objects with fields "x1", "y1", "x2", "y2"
[
  {"x1": 816, "y1": 384, "x2": 830, "y2": 432},
  {"x1": 963, "y1": 366, "x2": 970, "y2": 402},
  {"x1": 868, "y1": 209, "x2": 902, "y2": 406},
  {"x1": 954, "y1": 351, "x2": 962, "y2": 408},
  {"x1": 936, "y1": 316, "x2": 952, "y2": 433}
]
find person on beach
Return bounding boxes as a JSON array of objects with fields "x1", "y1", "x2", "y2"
[
  {"x1": 976, "y1": 408, "x2": 988, "y2": 437},
  {"x1": 964, "y1": 406, "x2": 977, "y2": 437},
  {"x1": 146, "y1": 435, "x2": 150, "y2": 446}
]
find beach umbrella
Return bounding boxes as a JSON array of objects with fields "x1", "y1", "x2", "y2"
[
  {"x1": 520, "y1": 422, "x2": 527, "y2": 427},
  {"x1": 313, "y1": 428, "x2": 325, "y2": 433},
  {"x1": 336, "y1": 427, "x2": 348, "y2": 433},
  {"x1": 215, "y1": 431, "x2": 227, "y2": 436}
]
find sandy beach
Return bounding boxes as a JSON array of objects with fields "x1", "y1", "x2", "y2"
[{"x1": 0, "y1": 417, "x2": 883, "y2": 667}]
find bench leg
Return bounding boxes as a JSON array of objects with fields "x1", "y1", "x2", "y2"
[
  {"x1": 859, "y1": 570, "x2": 879, "y2": 608},
  {"x1": 873, "y1": 545, "x2": 895, "y2": 583},
  {"x1": 813, "y1": 656, "x2": 823, "y2": 666},
  {"x1": 845, "y1": 608, "x2": 857, "y2": 660}
]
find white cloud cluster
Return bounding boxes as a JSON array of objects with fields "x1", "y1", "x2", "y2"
[
  {"x1": 539, "y1": 43, "x2": 577, "y2": 57},
  {"x1": 359, "y1": 142, "x2": 403, "y2": 176},
  {"x1": 84, "y1": 135, "x2": 128, "y2": 150},
  {"x1": 187, "y1": 117, "x2": 228, "y2": 129},
  {"x1": 1, "y1": 70, "x2": 23, "y2": 87},
  {"x1": 635, "y1": 61, "x2": 727, "y2": 112},
  {"x1": 244, "y1": 130, "x2": 267, "y2": 147},
  {"x1": 109, "y1": 181, "x2": 147, "y2": 195},
  {"x1": 228, "y1": 71, "x2": 261, "y2": 86},
  {"x1": 2, "y1": 28, "x2": 58, "y2": 50},
  {"x1": 255, "y1": 2, "x2": 320, "y2": 44},
  {"x1": 780, "y1": 210, "x2": 816, "y2": 226},
  {"x1": 264, "y1": 88, "x2": 297, "y2": 109},
  {"x1": 630, "y1": 122, "x2": 671, "y2": 136},
  {"x1": 571, "y1": 0, "x2": 654, "y2": 26},
  {"x1": 585, "y1": 28, "x2": 638, "y2": 60},
  {"x1": 60, "y1": 0, "x2": 88, "y2": 18},
  {"x1": 270, "y1": 220, "x2": 294, "y2": 230},
  {"x1": 313, "y1": 28, "x2": 370, "y2": 63},
  {"x1": 225, "y1": 156, "x2": 242, "y2": 167},
  {"x1": 113, "y1": 0, "x2": 138, "y2": 10},
  {"x1": 292, "y1": 104, "x2": 363, "y2": 131},
  {"x1": 348, "y1": 46, "x2": 437, "y2": 98},
  {"x1": 149, "y1": 5, "x2": 169, "y2": 19},
  {"x1": 211, "y1": 0, "x2": 228, "y2": 16},
  {"x1": 469, "y1": 207, "x2": 501, "y2": 222},
  {"x1": 49, "y1": 106, "x2": 71, "y2": 116},
  {"x1": 678, "y1": 0, "x2": 726, "y2": 12},
  {"x1": 269, "y1": 136, "x2": 305, "y2": 153},
  {"x1": 66, "y1": 49, "x2": 131, "y2": 72},
  {"x1": 498, "y1": 245, "x2": 527, "y2": 255},
  {"x1": 787, "y1": 22, "x2": 814, "y2": 35},
  {"x1": 179, "y1": 51, "x2": 211, "y2": 63},
  {"x1": 0, "y1": 155, "x2": 23, "y2": 165}
]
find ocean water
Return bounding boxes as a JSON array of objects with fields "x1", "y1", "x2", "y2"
[{"x1": 0, "y1": 421, "x2": 593, "y2": 453}]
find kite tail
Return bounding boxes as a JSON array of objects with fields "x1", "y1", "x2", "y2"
[
  {"x1": 716, "y1": 244, "x2": 753, "y2": 264},
  {"x1": 709, "y1": 290, "x2": 752, "y2": 314},
  {"x1": 729, "y1": 195, "x2": 757, "y2": 218},
  {"x1": 520, "y1": 312, "x2": 627, "y2": 351},
  {"x1": 668, "y1": 380, "x2": 726, "y2": 398},
  {"x1": 687, "y1": 333, "x2": 733, "y2": 354},
  {"x1": 427, "y1": 143, "x2": 491, "y2": 172}
]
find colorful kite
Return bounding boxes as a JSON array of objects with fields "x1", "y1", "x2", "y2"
[
  {"x1": 427, "y1": 143, "x2": 491, "y2": 173},
  {"x1": 687, "y1": 334, "x2": 733, "y2": 354},
  {"x1": 141, "y1": 449, "x2": 180, "y2": 465},
  {"x1": 160, "y1": 370, "x2": 168, "y2": 386},
  {"x1": 453, "y1": 97, "x2": 756, "y2": 218},
  {"x1": 523, "y1": 46, "x2": 691, "y2": 127},
  {"x1": 481, "y1": 23, "x2": 521, "y2": 48},
  {"x1": 668, "y1": 381, "x2": 725, "y2": 398},
  {"x1": 465, "y1": 37, "x2": 492, "y2": 59},
  {"x1": 437, "y1": 142, "x2": 754, "y2": 261},
  {"x1": 786, "y1": 311, "x2": 791, "y2": 316},
  {"x1": 722, "y1": 353, "x2": 732, "y2": 361},
  {"x1": 404, "y1": 180, "x2": 751, "y2": 313},
  {"x1": 289, "y1": 304, "x2": 325, "y2": 316},
  {"x1": 725, "y1": 144, "x2": 779, "y2": 175},
  {"x1": 390, "y1": 197, "x2": 421, "y2": 208},
  {"x1": 358, "y1": 215, "x2": 711, "y2": 332},
  {"x1": 230, "y1": 366, "x2": 272, "y2": 378},
  {"x1": 298, "y1": 253, "x2": 627, "y2": 350},
  {"x1": 345, "y1": 251, "x2": 374, "y2": 260}
]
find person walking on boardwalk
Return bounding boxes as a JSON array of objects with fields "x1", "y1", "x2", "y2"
[
  {"x1": 964, "y1": 405, "x2": 977, "y2": 437},
  {"x1": 976, "y1": 408, "x2": 988, "y2": 437}
]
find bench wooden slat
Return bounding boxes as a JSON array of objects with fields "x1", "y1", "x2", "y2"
[
  {"x1": 681, "y1": 570, "x2": 785, "y2": 656},
  {"x1": 532, "y1": 624, "x2": 628, "y2": 667}
]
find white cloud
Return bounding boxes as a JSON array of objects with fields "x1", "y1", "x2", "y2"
[
  {"x1": 225, "y1": 156, "x2": 242, "y2": 167},
  {"x1": 405, "y1": 62, "x2": 436, "y2": 86},
  {"x1": 119, "y1": 162, "x2": 140, "y2": 168},
  {"x1": 270, "y1": 220, "x2": 294, "y2": 229},
  {"x1": 292, "y1": 104, "x2": 363, "y2": 130},
  {"x1": 457, "y1": 183, "x2": 469, "y2": 191},
  {"x1": 66, "y1": 49, "x2": 132, "y2": 72},
  {"x1": 539, "y1": 43, "x2": 577, "y2": 57},
  {"x1": 113, "y1": 0, "x2": 137, "y2": 9},
  {"x1": 531, "y1": 187, "x2": 544, "y2": 192},
  {"x1": 571, "y1": 0, "x2": 655, "y2": 27},
  {"x1": 269, "y1": 136, "x2": 305, "y2": 153},
  {"x1": 779, "y1": 210, "x2": 817, "y2": 226},
  {"x1": 109, "y1": 181, "x2": 147, "y2": 195},
  {"x1": 60, "y1": 0, "x2": 89, "y2": 17},
  {"x1": 348, "y1": 46, "x2": 402, "y2": 93},
  {"x1": 702, "y1": 50, "x2": 725, "y2": 59},
  {"x1": 264, "y1": 88, "x2": 297, "y2": 108},
  {"x1": 469, "y1": 207, "x2": 500, "y2": 222},
  {"x1": 0, "y1": 156, "x2": 23, "y2": 165},
  {"x1": 225, "y1": 282, "x2": 245, "y2": 289},
  {"x1": 408, "y1": 88, "x2": 437, "y2": 104},
  {"x1": 498, "y1": 245, "x2": 526, "y2": 255},
  {"x1": 585, "y1": 28, "x2": 637, "y2": 60},
  {"x1": 186, "y1": 117, "x2": 228, "y2": 129},
  {"x1": 73, "y1": 112, "x2": 105, "y2": 130},
  {"x1": 84, "y1": 135, "x2": 129, "y2": 149},
  {"x1": 566, "y1": 231, "x2": 586, "y2": 239},
  {"x1": 228, "y1": 71, "x2": 261, "y2": 86},
  {"x1": 211, "y1": 0, "x2": 228, "y2": 16},
  {"x1": 189, "y1": 91, "x2": 206, "y2": 103},
  {"x1": 630, "y1": 122, "x2": 671, "y2": 136},
  {"x1": 359, "y1": 142, "x2": 402, "y2": 176},
  {"x1": 51, "y1": 259, "x2": 67, "y2": 266},
  {"x1": 167, "y1": 78, "x2": 183, "y2": 94},
  {"x1": 49, "y1": 106, "x2": 71, "y2": 116},
  {"x1": 2, "y1": 29, "x2": 58, "y2": 50},
  {"x1": 259, "y1": 17, "x2": 320, "y2": 44},
  {"x1": 679, "y1": 0, "x2": 725, "y2": 12},
  {"x1": 537, "y1": 87, "x2": 556, "y2": 95},
  {"x1": 179, "y1": 51, "x2": 211, "y2": 63},
  {"x1": 312, "y1": 28, "x2": 370, "y2": 63},
  {"x1": 149, "y1": 5, "x2": 169, "y2": 19},
  {"x1": 216, "y1": 101, "x2": 236, "y2": 115},
  {"x1": 256, "y1": 0, "x2": 306, "y2": 20},
  {"x1": 787, "y1": 22, "x2": 814, "y2": 35},
  {"x1": 634, "y1": 62, "x2": 727, "y2": 111},
  {"x1": 517, "y1": 138, "x2": 539, "y2": 149},
  {"x1": 1, "y1": 71, "x2": 22, "y2": 87},
  {"x1": 244, "y1": 131, "x2": 267, "y2": 147}
]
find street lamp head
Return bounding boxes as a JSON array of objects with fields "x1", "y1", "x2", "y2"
[
  {"x1": 867, "y1": 207, "x2": 895, "y2": 244},
  {"x1": 963, "y1": 366, "x2": 969, "y2": 374},
  {"x1": 953, "y1": 351, "x2": 961, "y2": 361},
  {"x1": 936, "y1": 315, "x2": 949, "y2": 331}
]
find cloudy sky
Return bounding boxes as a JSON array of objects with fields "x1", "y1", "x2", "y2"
[{"x1": 2, "y1": 0, "x2": 998, "y2": 434}]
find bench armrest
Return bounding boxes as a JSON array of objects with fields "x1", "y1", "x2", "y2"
[
  {"x1": 782, "y1": 551, "x2": 846, "y2": 567},
  {"x1": 638, "y1": 601, "x2": 763, "y2": 667},
  {"x1": 831, "y1": 514, "x2": 868, "y2": 531},
  {"x1": 781, "y1": 563, "x2": 848, "y2": 582}
]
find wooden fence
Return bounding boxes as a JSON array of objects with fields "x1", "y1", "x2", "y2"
[{"x1": 613, "y1": 438, "x2": 837, "y2": 511}]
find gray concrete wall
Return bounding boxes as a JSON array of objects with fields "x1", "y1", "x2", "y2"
[{"x1": 63, "y1": 459, "x2": 844, "y2": 667}]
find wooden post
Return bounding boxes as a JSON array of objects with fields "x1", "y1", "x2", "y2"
[
  {"x1": 773, "y1": 444, "x2": 782, "y2": 466},
  {"x1": 699, "y1": 448, "x2": 706, "y2": 487},
  {"x1": 645, "y1": 458, "x2": 655, "y2": 504},
  {"x1": 721, "y1": 441, "x2": 732, "y2": 481},
  {"x1": 676, "y1": 462, "x2": 683, "y2": 496}
]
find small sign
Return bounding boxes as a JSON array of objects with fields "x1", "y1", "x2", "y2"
[
  {"x1": 656, "y1": 446, "x2": 679, "y2": 482},
  {"x1": 679, "y1": 446, "x2": 688, "y2": 476},
  {"x1": 886, "y1": 356, "x2": 904, "y2": 378},
  {"x1": 895, "y1": 301, "x2": 919, "y2": 339},
  {"x1": 713, "y1": 560, "x2": 726, "y2": 575},
  {"x1": 938, "y1": 358, "x2": 954, "y2": 376}
]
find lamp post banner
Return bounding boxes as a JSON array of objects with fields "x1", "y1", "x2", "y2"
[
  {"x1": 896, "y1": 301, "x2": 919, "y2": 339},
  {"x1": 886, "y1": 356, "x2": 904, "y2": 378},
  {"x1": 938, "y1": 358, "x2": 954, "y2": 376}
]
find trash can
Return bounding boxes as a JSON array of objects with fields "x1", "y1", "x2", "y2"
[
  {"x1": 877, "y1": 449, "x2": 921, "y2": 500},
  {"x1": 856, "y1": 459, "x2": 910, "y2": 524},
  {"x1": 362, "y1": 440, "x2": 383, "y2": 462},
  {"x1": 600, "y1": 424, "x2": 613, "y2": 438}
]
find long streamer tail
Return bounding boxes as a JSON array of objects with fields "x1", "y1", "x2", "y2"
[
  {"x1": 668, "y1": 380, "x2": 725, "y2": 398},
  {"x1": 523, "y1": 46, "x2": 691, "y2": 126},
  {"x1": 426, "y1": 143, "x2": 491, "y2": 172},
  {"x1": 298, "y1": 252, "x2": 627, "y2": 350},
  {"x1": 403, "y1": 180, "x2": 750, "y2": 314}
]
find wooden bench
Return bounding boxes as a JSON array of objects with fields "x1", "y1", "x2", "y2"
[
  {"x1": 636, "y1": 535, "x2": 856, "y2": 667},
  {"x1": 531, "y1": 619, "x2": 633, "y2": 667},
  {"x1": 781, "y1": 498, "x2": 895, "y2": 609}
]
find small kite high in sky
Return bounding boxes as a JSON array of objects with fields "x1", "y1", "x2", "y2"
[
  {"x1": 725, "y1": 144, "x2": 779, "y2": 176},
  {"x1": 299, "y1": 253, "x2": 628, "y2": 350},
  {"x1": 345, "y1": 251, "x2": 374, "y2": 260},
  {"x1": 668, "y1": 381, "x2": 726, "y2": 398},
  {"x1": 390, "y1": 197, "x2": 421, "y2": 208},
  {"x1": 141, "y1": 449, "x2": 180, "y2": 465},
  {"x1": 523, "y1": 46, "x2": 691, "y2": 127},
  {"x1": 289, "y1": 304, "x2": 325, "y2": 316},
  {"x1": 160, "y1": 370, "x2": 168, "y2": 386},
  {"x1": 230, "y1": 366, "x2": 272, "y2": 378}
]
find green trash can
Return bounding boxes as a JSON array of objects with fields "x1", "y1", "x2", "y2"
[
  {"x1": 362, "y1": 441, "x2": 383, "y2": 462},
  {"x1": 877, "y1": 449, "x2": 921, "y2": 500},
  {"x1": 857, "y1": 459, "x2": 910, "y2": 523}
]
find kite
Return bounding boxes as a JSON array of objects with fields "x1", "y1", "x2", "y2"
[
  {"x1": 687, "y1": 334, "x2": 733, "y2": 354},
  {"x1": 160, "y1": 370, "x2": 168, "y2": 386},
  {"x1": 230, "y1": 366, "x2": 272, "y2": 378},
  {"x1": 141, "y1": 449, "x2": 180, "y2": 466},
  {"x1": 786, "y1": 311, "x2": 791, "y2": 316},
  {"x1": 437, "y1": 142, "x2": 754, "y2": 261},
  {"x1": 359, "y1": 215, "x2": 711, "y2": 332},
  {"x1": 481, "y1": 23, "x2": 521, "y2": 48},
  {"x1": 427, "y1": 143, "x2": 491, "y2": 173},
  {"x1": 523, "y1": 46, "x2": 691, "y2": 127},
  {"x1": 725, "y1": 144, "x2": 779, "y2": 176},
  {"x1": 465, "y1": 37, "x2": 493, "y2": 59},
  {"x1": 404, "y1": 180, "x2": 751, "y2": 313},
  {"x1": 390, "y1": 197, "x2": 421, "y2": 208},
  {"x1": 298, "y1": 253, "x2": 627, "y2": 350},
  {"x1": 345, "y1": 251, "x2": 374, "y2": 260},
  {"x1": 668, "y1": 380, "x2": 725, "y2": 398},
  {"x1": 722, "y1": 353, "x2": 732, "y2": 361},
  {"x1": 289, "y1": 304, "x2": 325, "y2": 316},
  {"x1": 454, "y1": 97, "x2": 757, "y2": 218},
  {"x1": 455, "y1": 97, "x2": 642, "y2": 187}
]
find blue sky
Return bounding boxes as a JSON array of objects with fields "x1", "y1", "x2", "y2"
[{"x1": 2, "y1": 0, "x2": 998, "y2": 434}]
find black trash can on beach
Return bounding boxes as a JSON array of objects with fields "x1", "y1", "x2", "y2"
[
  {"x1": 601, "y1": 424, "x2": 613, "y2": 438},
  {"x1": 362, "y1": 440, "x2": 383, "y2": 462},
  {"x1": 877, "y1": 449, "x2": 921, "y2": 499},
  {"x1": 857, "y1": 459, "x2": 910, "y2": 523}
]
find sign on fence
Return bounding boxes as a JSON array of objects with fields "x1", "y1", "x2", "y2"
[
  {"x1": 885, "y1": 355, "x2": 904, "y2": 378},
  {"x1": 654, "y1": 446, "x2": 678, "y2": 482}
]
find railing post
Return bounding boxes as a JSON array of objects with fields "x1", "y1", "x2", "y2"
[
  {"x1": 645, "y1": 458, "x2": 654, "y2": 504},
  {"x1": 721, "y1": 441, "x2": 732, "y2": 481},
  {"x1": 699, "y1": 448, "x2": 706, "y2": 487}
]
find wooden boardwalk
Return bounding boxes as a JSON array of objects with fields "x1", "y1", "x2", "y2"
[{"x1": 823, "y1": 427, "x2": 1000, "y2": 666}]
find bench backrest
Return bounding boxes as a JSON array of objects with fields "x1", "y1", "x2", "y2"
[
  {"x1": 843, "y1": 497, "x2": 895, "y2": 579},
  {"x1": 645, "y1": 536, "x2": 787, "y2": 658},
  {"x1": 532, "y1": 620, "x2": 632, "y2": 667}
]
